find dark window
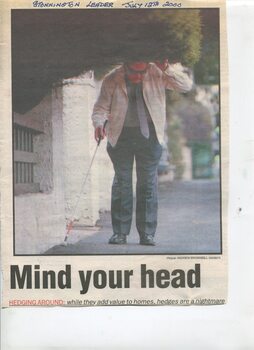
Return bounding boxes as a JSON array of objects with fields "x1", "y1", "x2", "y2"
[
  {"x1": 14, "y1": 124, "x2": 40, "y2": 195},
  {"x1": 14, "y1": 126, "x2": 34, "y2": 152}
]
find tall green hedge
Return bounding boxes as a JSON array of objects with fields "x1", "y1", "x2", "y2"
[{"x1": 13, "y1": 9, "x2": 202, "y2": 113}]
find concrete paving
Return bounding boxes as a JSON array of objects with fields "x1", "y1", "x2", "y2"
[{"x1": 45, "y1": 180, "x2": 221, "y2": 255}]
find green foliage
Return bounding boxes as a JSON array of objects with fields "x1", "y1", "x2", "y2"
[
  {"x1": 144, "y1": 10, "x2": 202, "y2": 66},
  {"x1": 172, "y1": 97, "x2": 213, "y2": 142},
  {"x1": 166, "y1": 89, "x2": 214, "y2": 180},
  {"x1": 94, "y1": 10, "x2": 202, "y2": 78},
  {"x1": 194, "y1": 9, "x2": 219, "y2": 84},
  {"x1": 194, "y1": 39, "x2": 219, "y2": 84},
  {"x1": 13, "y1": 9, "x2": 203, "y2": 113}
]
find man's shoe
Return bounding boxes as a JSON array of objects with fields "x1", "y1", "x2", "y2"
[
  {"x1": 139, "y1": 235, "x2": 156, "y2": 246},
  {"x1": 108, "y1": 234, "x2": 127, "y2": 245}
]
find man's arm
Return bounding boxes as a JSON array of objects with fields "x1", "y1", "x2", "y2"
[
  {"x1": 155, "y1": 59, "x2": 193, "y2": 93},
  {"x1": 91, "y1": 74, "x2": 115, "y2": 141}
]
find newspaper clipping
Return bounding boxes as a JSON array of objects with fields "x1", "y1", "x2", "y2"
[{"x1": 0, "y1": 0, "x2": 228, "y2": 307}]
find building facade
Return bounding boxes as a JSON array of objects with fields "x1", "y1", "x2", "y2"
[{"x1": 14, "y1": 71, "x2": 113, "y2": 254}]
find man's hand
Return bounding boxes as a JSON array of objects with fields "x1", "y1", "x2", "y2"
[
  {"x1": 94, "y1": 125, "x2": 106, "y2": 143},
  {"x1": 154, "y1": 59, "x2": 169, "y2": 71}
]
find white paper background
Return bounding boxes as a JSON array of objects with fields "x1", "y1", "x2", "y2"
[{"x1": 1, "y1": 0, "x2": 254, "y2": 349}]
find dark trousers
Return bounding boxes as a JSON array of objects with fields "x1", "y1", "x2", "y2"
[{"x1": 107, "y1": 125, "x2": 162, "y2": 238}]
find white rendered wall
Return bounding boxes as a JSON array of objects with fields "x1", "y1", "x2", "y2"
[
  {"x1": 61, "y1": 75, "x2": 113, "y2": 227},
  {"x1": 62, "y1": 72, "x2": 103, "y2": 226},
  {"x1": 90, "y1": 79, "x2": 114, "y2": 214}
]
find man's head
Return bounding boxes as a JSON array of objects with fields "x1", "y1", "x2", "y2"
[
  {"x1": 124, "y1": 61, "x2": 148, "y2": 84},
  {"x1": 126, "y1": 61, "x2": 148, "y2": 72}
]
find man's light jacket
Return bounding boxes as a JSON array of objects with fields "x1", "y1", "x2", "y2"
[{"x1": 91, "y1": 63, "x2": 193, "y2": 147}]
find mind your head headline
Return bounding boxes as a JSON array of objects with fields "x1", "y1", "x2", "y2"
[{"x1": 10, "y1": 264, "x2": 201, "y2": 294}]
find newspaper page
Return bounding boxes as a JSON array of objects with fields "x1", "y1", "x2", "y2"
[{"x1": 0, "y1": 0, "x2": 228, "y2": 308}]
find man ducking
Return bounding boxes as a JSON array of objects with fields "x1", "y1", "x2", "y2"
[{"x1": 91, "y1": 59, "x2": 193, "y2": 245}]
